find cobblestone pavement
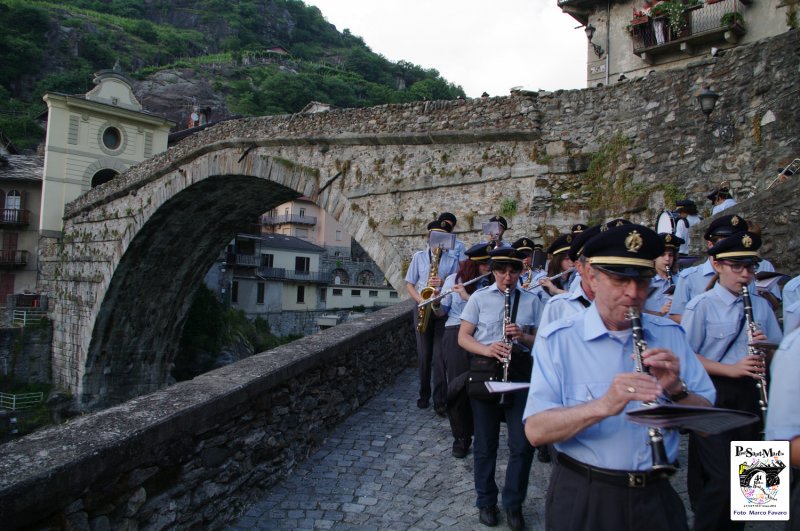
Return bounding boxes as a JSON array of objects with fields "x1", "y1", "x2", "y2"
[{"x1": 228, "y1": 368, "x2": 785, "y2": 530}]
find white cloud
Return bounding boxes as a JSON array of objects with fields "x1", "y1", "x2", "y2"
[{"x1": 305, "y1": 0, "x2": 587, "y2": 97}]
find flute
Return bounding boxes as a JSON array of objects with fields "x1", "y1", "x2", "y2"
[{"x1": 416, "y1": 272, "x2": 492, "y2": 307}]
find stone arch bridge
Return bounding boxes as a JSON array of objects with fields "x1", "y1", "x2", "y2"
[{"x1": 38, "y1": 30, "x2": 799, "y2": 409}]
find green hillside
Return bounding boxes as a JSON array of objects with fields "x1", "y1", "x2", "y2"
[{"x1": 0, "y1": 0, "x2": 464, "y2": 151}]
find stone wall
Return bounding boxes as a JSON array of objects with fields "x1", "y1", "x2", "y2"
[
  {"x1": 0, "y1": 326, "x2": 52, "y2": 384},
  {"x1": 0, "y1": 303, "x2": 415, "y2": 530}
]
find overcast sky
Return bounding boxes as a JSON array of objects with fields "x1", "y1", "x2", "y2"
[{"x1": 304, "y1": 0, "x2": 588, "y2": 98}]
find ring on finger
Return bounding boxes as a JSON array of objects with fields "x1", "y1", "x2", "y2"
[{"x1": 626, "y1": 386, "x2": 636, "y2": 394}]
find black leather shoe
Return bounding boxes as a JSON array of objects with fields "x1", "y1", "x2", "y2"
[
  {"x1": 452, "y1": 438, "x2": 470, "y2": 458},
  {"x1": 416, "y1": 398, "x2": 429, "y2": 409},
  {"x1": 536, "y1": 445, "x2": 551, "y2": 463},
  {"x1": 506, "y1": 508, "x2": 525, "y2": 531},
  {"x1": 434, "y1": 404, "x2": 447, "y2": 416},
  {"x1": 478, "y1": 505, "x2": 498, "y2": 527}
]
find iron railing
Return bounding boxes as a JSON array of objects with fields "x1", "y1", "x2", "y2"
[
  {"x1": 257, "y1": 267, "x2": 329, "y2": 283},
  {"x1": 260, "y1": 214, "x2": 317, "y2": 226},
  {"x1": 0, "y1": 250, "x2": 28, "y2": 266},
  {"x1": 0, "y1": 392, "x2": 43, "y2": 411},
  {"x1": 630, "y1": 0, "x2": 748, "y2": 54},
  {"x1": 0, "y1": 209, "x2": 30, "y2": 225}
]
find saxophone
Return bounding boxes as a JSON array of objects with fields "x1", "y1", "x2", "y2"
[
  {"x1": 522, "y1": 264, "x2": 534, "y2": 289},
  {"x1": 742, "y1": 286, "x2": 768, "y2": 416},
  {"x1": 627, "y1": 307, "x2": 676, "y2": 473},
  {"x1": 416, "y1": 246, "x2": 442, "y2": 332}
]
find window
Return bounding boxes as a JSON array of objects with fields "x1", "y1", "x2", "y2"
[
  {"x1": 295, "y1": 228, "x2": 308, "y2": 239},
  {"x1": 299, "y1": 208, "x2": 305, "y2": 217},
  {"x1": 369, "y1": 290, "x2": 378, "y2": 297},
  {"x1": 5, "y1": 190, "x2": 21, "y2": 210},
  {"x1": 297, "y1": 285, "x2": 305, "y2": 303},
  {"x1": 261, "y1": 253, "x2": 274, "y2": 267},
  {"x1": 284, "y1": 207, "x2": 289, "y2": 216},
  {"x1": 295, "y1": 256, "x2": 310, "y2": 273},
  {"x1": 389, "y1": 291, "x2": 399, "y2": 299},
  {"x1": 351, "y1": 289, "x2": 361, "y2": 297},
  {"x1": 335, "y1": 230, "x2": 342, "y2": 241},
  {"x1": 333, "y1": 288, "x2": 343, "y2": 296},
  {"x1": 256, "y1": 282, "x2": 265, "y2": 304},
  {"x1": 320, "y1": 287, "x2": 327, "y2": 302},
  {"x1": 102, "y1": 127, "x2": 122, "y2": 150},
  {"x1": 231, "y1": 281, "x2": 239, "y2": 303}
]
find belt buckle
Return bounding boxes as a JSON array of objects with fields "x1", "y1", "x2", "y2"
[{"x1": 628, "y1": 472, "x2": 647, "y2": 488}]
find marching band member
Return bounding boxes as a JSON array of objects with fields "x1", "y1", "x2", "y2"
[
  {"x1": 539, "y1": 233, "x2": 574, "y2": 298},
  {"x1": 435, "y1": 242, "x2": 495, "y2": 458},
  {"x1": 405, "y1": 220, "x2": 459, "y2": 412},
  {"x1": 644, "y1": 233, "x2": 683, "y2": 317},
  {"x1": 487, "y1": 215, "x2": 512, "y2": 248},
  {"x1": 512, "y1": 237, "x2": 536, "y2": 289},
  {"x1": 708, "y1": 182, "x2": 737, "y2": 215},
  {"x1": 681, "y1": 231, "x2": 783, "y2": 531},
  {"x1": 438, "y1": 212, "x2": 467, "y2": 261},
  {"x1": 458, "y1": 247, "x2": 543, "y2": 530},
  {"x1": 524, "y1": 224, "x2": 714, "y2": 531},
  {"x1": 670, "y1": 214, "x2": 748, "y2": 323},
  {"x1": 764, "y1": 327, "x2": 800, "y2": 529}
]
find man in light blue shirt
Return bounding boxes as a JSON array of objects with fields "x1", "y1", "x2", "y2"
[
  {"x1": 405, "y1": 221, "x2": 459, "y2": 411},
  {"x1": 783, "y1": 274, "x2": 800, "y2": 325},
  {"x1": 708, "y1": 183, "x2": 737, "y2": 215},
  {"x1": 644, "y1": 233, "x2": 682, "y2": 317},
  {"x1": 524, "y1": 224, "x2": 714, "y2": 531},
  {"x1": 438, "y1": 212, "x2": 467, "y2": 261}
]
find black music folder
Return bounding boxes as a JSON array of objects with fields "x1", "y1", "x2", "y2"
[{"x1": 626, "y1": 405, "x2": 759, "y2": 434}]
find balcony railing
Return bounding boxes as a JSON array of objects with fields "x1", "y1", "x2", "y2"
[
  {"x1": 261, "y1": 214, "x2": 317, "y2": 226},
  {"x1": 0, "y1": 250, "x2": 28, "y2": 267},
  {"x1": 630, "y1": 0, "x2": 748, "y2": 60},
  {"x1": 0, "y1": 208, "x2": 30, "y2": 226},
  {"x1": 257, "y1": 267, "x2": 329, "y2": 283}
]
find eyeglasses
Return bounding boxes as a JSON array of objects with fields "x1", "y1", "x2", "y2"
[{"x1": 720, "y1": 261, "x2": 757, "y2": 273}]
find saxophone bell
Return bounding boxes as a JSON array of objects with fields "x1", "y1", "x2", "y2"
[{"x1": 416, "y1": 246, "x2": 442, "y2": 332}]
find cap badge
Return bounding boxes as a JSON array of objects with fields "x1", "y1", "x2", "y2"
[
  {"x1": 731, "y1": 216, "x2": 740, "y2": 226},
  {"x1": 566, "y1": 235, "x2": 572, "y2": 243},
  {"x1": 615, "y1": 220, "x2": 624, "y2": 227},
  {"x1": 665, "y1": 234, "x2": 672, "y2": 242},
  {"x1": 742, "y1": 234, "x2": 753, "y2": 248},
  {"x1": 600, "y1": 224, "x2": 609, "y2": 232},
  {"x1": 625, "y1": 230, "x2": 644, "y2": 253}
]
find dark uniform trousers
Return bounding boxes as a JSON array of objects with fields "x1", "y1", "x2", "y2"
[
  {"x1": 689, "y1": 376, "x2": 761, "y2": 531},
  {"x1": 442, "y1": 326, "x2": 473, "y2": 441},
  {"x1": 470, "y1": 389, "x2": 534, "y2": 510},
  {"x1": 546, "y1": 459, "x2": 689, "y2": 531},
  {"x1": 412, "y1": 309, "x2": 447, "y2": 408}
]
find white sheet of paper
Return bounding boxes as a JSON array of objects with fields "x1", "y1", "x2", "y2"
[{"x1": 485, "y1": 381, "x2": 530, "y2": 393}]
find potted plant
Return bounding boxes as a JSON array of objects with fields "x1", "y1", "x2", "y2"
[
  {"x1": 647, "y1": 0, "x2": 670, "y2": 43},
  {"x1": 631, "y1": 7, "x2": 650, "y2": 25},
  {"x1": 721, "y1": 11, "x2": 745, "y2": 28}
]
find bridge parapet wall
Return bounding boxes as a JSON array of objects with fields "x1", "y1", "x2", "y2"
[{"x1": 0, "y1": 302, "x2": 414, "y2": 529}]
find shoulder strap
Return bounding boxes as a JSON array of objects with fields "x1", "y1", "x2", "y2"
[
  {"x1": 717, "y1": 313, "x2": 747, "y2": 363},
  {"x1": 511, "y1": 289, "x2": 521, "y2": 322}
]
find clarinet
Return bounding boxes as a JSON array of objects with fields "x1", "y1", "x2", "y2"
[
  {"x1": 627, "y1": 307, "x2": 676, "y2": 473},
  {"x1": 501, "y1": 287, "x2": 512, "y2": 383},
  {"x1": 742, "y1": 286, "x2": 768, "y2": 416},
  {"x1": 664, "y1": 265, "x2": 676, "y2": 295}
]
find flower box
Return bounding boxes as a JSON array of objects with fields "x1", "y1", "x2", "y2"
[{"x1": 631, "y1": 15, "x2": 650, "y2": 25}]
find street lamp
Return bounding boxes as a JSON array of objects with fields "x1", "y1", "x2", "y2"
[
  {"x1": 696, "y1": 86, "x2": 734, "y2": 143},
  {"x1": 584, "y1": 24, "x2": 605, "y2": 58}
]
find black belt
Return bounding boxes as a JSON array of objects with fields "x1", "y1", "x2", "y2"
[{"x1": 556, "y1": 453, "x2": 672, "y2": 489}]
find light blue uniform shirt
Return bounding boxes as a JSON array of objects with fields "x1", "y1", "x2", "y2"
[
  {"x1": 644, "y1": 274, "x2": 672, "y2": 315},
  {"x1": 446, "y1": 239, "x2": 467, "y2": 261},
  {"x1": 682, "y1": 283, "x2": 783, "y2": 364},
  {"x1": 404, "y1": 247, "x2": 459, "y2": 293},
  {"x1": 765, "y1": 328, "x2": 800, "y2": 442},
  {"x1": 711, "y1": 198, "x2": 737, "y2": 215},
  {"x1": 783, "y1": 300, "x2": 800, "y2": 334},
  {"x1": 670, "y1": 260, "x2": 715, "y2": 316},
  {"x1": 567, "y1": 271, "x2": 583, "y2": 293},
  {"x1": 439, "y1": 272, "x2": 491, "y2": 328},
  {"x1": 523, "y1": 305, "x2": 715, "y2": 470},
  {"x1": 460, "y1": 284, "x2": 544, "y2": 345},
  {"x1": 783, "y1": 275, "x2": 800, "y2": 321},
  {"x1": 538, "y1": 282, "x2": 592, "y2": 329}
]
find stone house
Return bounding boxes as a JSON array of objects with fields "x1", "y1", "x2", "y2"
[{"x1": 558, "y1": 0, "x2": 795, "y2": 86}]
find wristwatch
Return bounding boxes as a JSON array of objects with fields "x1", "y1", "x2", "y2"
[{"x1": 666, "y1": 379, "x2": 689, "y2": 402}]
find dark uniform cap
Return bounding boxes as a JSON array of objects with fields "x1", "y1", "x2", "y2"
[
  {"x1": 438, "y1": 212, "x2": 457, "y2": 229},
  {"x1": 465, "y1": 242, "x2": 495, "y2": 262},
  {"x1": 707, "y1": 181, "x2": 732, "y2": 202},
  {"x1": 511, "y1": 237, "x2": 535, "y2": 254},
  {"x1": 547, "y1": 233, "x2": 573, "y2": 256},
  {"x1": 708, "y1": 231, "x2": 761, "y2": 262},
  {"x1": 569, "y1": 219, "x2": 632, "y2": 261},
  {"x1": 675, "y1": 199, "x2": 695, "y2": 211},
  {"x1": 660, "y1": 233, "x2": 685, "y2": 249},
  {"x1": 489, "y1": 215, "x2": 508, "y2": 230},
  {"x1": 703, "y1": 214, "x2": 748, "y2": 241},
  {"x1": 488, "y1": 246, "x2": 523, "y2": 264},
  {"x1": 532, "y1": 243, "x2": 544, "y2": 251},
  {"x1": 427, "y1": 220, "x2": 446, "y2": 232},
  {"x1": 582, "y1": 224, "x2": 664, "y2": 278},
  {"x1": 571, "y1": 223, "x2": 589, "y2": 234}
]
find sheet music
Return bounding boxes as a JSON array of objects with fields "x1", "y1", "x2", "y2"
[
  {"x1": 485, "y1": 382, "x2": 530, "y2": 393},
  {"x1": 626, "y1": 405, "x2": 759, "y2": 434}
]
